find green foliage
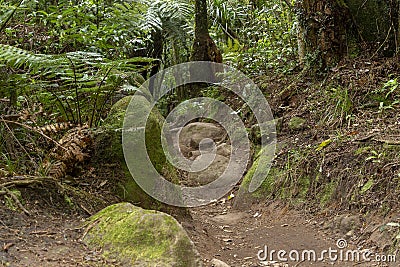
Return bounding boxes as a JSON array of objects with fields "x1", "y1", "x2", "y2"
[
  {"x1": 321, "y1": 86, "x2": 353, "y2": 127},
  {"x1": 360, "y1": 179, "x2": 374, "y2": 194},
  {"x1": 0, "y1": 0, "x2": 147, "y2": 56},
  {"x1": 208, "y1": 0, "x2": 297, "y2": 75},
  {"x1": 365, "y1": 150, "x2": 384, "y2": 163},
  {"x1": 371, "y1": 77, "x2": 400, "y2": 113},
  {"x1": 0, "y1": 0, "x2": 23, "y2": 33},
  {"x1": 0, "y1": 0, "x2": 193, "y2": 62},
  {"x1": 0, "y1": 44, "x2": 155, "y2": 126},
  {"x1": 142, "y1": 0, "x2": 193, "y2": 65},
  {"x1": 208, "y1": 0, "x2": 248, "y2": 41},
  {"x1": 1, "y1": 152, "x2": 17, "y2": 175}
]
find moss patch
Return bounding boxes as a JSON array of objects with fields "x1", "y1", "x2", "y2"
[
  {"x1": 288, "y1": 117, "x2": 306, "y2": 131},
  {"x1": 93, "y1": 96, "x2": 183, "y2": 213},
  {"x1": 83, "y1": 203, "x2": 201, "y2": 266},
  {"x1": 234, "y1": 149, "x2": 278, "y2": 208},
  {"x1": 318, "y1": 180, "x2": 337, "y2": 207}
]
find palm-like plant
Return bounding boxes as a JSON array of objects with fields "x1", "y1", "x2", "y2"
[
  {"x1": 141, "y1": 0, "x2": 194, "y2": 65},
  {"x1": 0, "y1": 44, "x2": 155, "y2": 127},
  {"x1": 207, "y1": 0, "x2": 250, "y2": 44}
]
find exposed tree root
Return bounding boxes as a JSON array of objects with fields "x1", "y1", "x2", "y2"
[{"x1": 0, "y1": 175, "x2": 108, "y2": 215}]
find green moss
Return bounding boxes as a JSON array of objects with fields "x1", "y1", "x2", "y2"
[
  {"x1": 297, "y1": 175, "x2": 311, "y2": 199},
  {"x1": 103, "y1": 95, "x2": 133, "y2": 130},
  {"x1": 115, "y1": 163, "x2": 162, "y2": 210},
  {"x1": 84, "y1": 203, "x2": 200, "y2": 266},
  {"x1": 239, "y1": 153, "x2": 280, "y2": 199},
  {"x1": 236, "y1": 144, "x2": 342, "y2": 209},
  {"x1": 288, "y1": 117, "x2": 306, "y2": 131},
  {"x1": 319, "y1": 180, "x2": 337, "y2": 207},
  {"x1": 94, "y1": 96, "x2": 181, "y2": 211}
]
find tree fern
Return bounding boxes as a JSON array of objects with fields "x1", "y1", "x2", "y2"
[
  {"x1": 141, "y1": 0, "x2": 194, "y2": 65},
  {"x1": 0, "y1": 44, "x2": 155, "y2": 126}
]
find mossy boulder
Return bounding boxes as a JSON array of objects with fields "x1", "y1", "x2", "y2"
[
  {"x1": 93, "y1": 96, "x2": 181, "y2": 213},
  {"x1": 233, "y1": 148, "x2": 277, "y2": 209},
  {"x1": 83, "y1": 203, "x2": 202, "y2": 267},
  {"x1": 187, "y1": 154, "x2": 229, "y2": 186}
]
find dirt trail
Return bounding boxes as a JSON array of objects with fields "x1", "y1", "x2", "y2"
[
  {"x1": 0, "y1": 197, "x2": 396, "y2": 267},
  {"x1": 184, "y1": 200, "x2": 394, "y2": 267},
  {"x1": 0, "y1": 207, "x2": 110, "y2": 267}
]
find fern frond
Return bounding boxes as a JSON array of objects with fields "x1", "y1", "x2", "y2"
[
  {"x1": 0, "y1": 44, "x2": 156, "y2": 125},
  {"x1": 141, "y1": 0, "x2": 193, "y2": 33}
]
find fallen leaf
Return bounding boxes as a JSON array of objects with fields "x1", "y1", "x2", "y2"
[{"x1": 316, "y1": 139, "x2": 332, "y2": 151}]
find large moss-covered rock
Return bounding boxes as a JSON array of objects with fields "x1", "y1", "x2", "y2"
[
  {"x1": 233, "y1": 148, "x2": 277, "y2": 209},
  {"x1": 83, "y1": 203, "x2": 202, "y2": 267},
  {"x1": 93, "y1": 96, "x2": 180, "y2": 212}
]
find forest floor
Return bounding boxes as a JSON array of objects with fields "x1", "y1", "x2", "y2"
[
  {"x1": 0, "y1": 187, "x2": 397, "y2": 267},
  {"x1": 186, "y1": 199, "x2": 397, "y2": 267}
]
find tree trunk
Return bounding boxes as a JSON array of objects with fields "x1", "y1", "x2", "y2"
[
  {"x1": 148, "y1": 30, "x2": 163, "y2": 96},
  {"x1": 189, "y1": 0, "x2": 222, "y2": 98},
  {"x1": 296, "y1": 0, "x2": 352, "y2": 68},
  {"x1": 191, "y1": 0, "x2": 222, "y2": 63},
  {"x1": 297, "y1": 0, "x2": 399, "y2": 68}
]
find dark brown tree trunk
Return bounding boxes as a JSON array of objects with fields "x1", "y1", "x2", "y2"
[
  {"x1": 191, "y1": 0, "x2": 222, "y2": 63},
  {"x1": 149, "y1": 30, "x2": 163, "y2": 95},
  {"x1": 297, "y1": 0, "x2": 399, "y2": 68},
  {"x1": 189, "y1": 0, "x2": 222, "y2": 98},
  {"x1": 296, "y1": 0, "x2": 351, "y2": 68}
]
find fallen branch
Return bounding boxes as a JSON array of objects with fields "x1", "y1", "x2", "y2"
[
  {"x1": 353, "y1": 133, "x2": 378, "y2": 142},
  {"x1": 353, "y1": 133, "x2": 400, "y2": 145},
  {"x1": 79, "y1": 218, "x2": 100, "y2": 242},
  {"x1": 372, "y1": 137, "x2": 400, "y2": 145},
  {"x1": 0, "y1": 175, "x2": 59, "y2": 189},
  {"x1": 0, "y1": 119, "x2": 67, "y2": 151}
]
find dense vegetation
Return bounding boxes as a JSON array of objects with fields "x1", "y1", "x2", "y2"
[
  {"x1": 0, "y1": 0, "x2": 296, "y2": 175},
  {"x1": 1, "y1": 0, "x2": 399, "y2": 217}
]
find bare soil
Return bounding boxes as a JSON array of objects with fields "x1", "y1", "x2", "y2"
[
  {"x1": 1, "y1": 188, "x2": 397, "y2": 267},
  {"x1": 184, "y1": 199, "x2": 397, "y2": 267}
]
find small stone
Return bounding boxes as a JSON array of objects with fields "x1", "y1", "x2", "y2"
[{"x1": 210, "y1": 258, "x2": 230, "y2": 267}]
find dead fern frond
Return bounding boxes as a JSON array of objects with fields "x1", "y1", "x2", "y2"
[
  {"x1": 43, "y1": 125, "x2": 92, "y2": 179},
  {"x1": 34, "y1": 122, "x2": 75, "y2": 135}
]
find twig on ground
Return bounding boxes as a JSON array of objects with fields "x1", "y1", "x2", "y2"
[
  {"x1": 353, "y1": 133, "x2": 378, "y2": 142},
  {"x1": 372, "y1": 137, "x2": 400, "y2": 145},
  {"x1": 352, "y1": 132, "x2": 400, "y2": 145},
  {"x1": 79, "y1": 218, "x2": 100, "y2": 242},
  {"x1": 0, "y1": 176, "x2": 58, "y2": 188}
]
